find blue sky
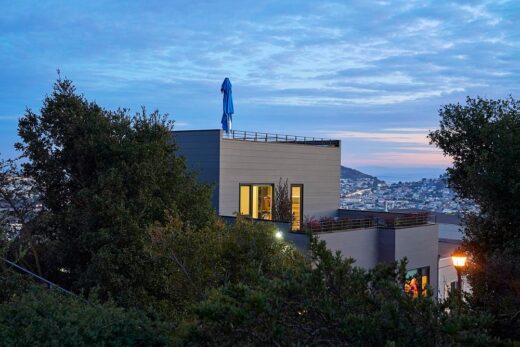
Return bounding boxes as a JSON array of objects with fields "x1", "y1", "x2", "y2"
[{"x1": 1, "y1": 0, "x2": 518, "y2": 180}]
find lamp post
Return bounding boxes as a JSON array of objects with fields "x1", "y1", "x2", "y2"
[{"x1": 451, "y1": 250, "x2": 467, "y2": 313}]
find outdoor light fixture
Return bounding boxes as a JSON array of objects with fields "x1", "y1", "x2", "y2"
[
  {"x1": 451, "y1": 251, "x2": 467, "y2": 269},
  {"x1": 275, "y1": 231, "x2": 283, "y2": 240},
  {"x1": 451, "y1": 249, "x2": 467, "y2": 312}
]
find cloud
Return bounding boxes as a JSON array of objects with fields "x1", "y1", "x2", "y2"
[
  {"x1": 382, "y1": 127, "x2": 433, "y2": 132},
  {"x1": 0, "y1": 115, "x2": 20, "y2": 120},
  {"x1": 0, "y1": 0, "x2": 517, "y2": 170},
  {"x1": 347, "y1": 151, "x2": 452, "y2": 167},
  {"x1": 327, "y1": 130, "x2": 430, "y2": 144},
  {"x1": 457, "y1": 3, "x2": 502, "y2": 26}
]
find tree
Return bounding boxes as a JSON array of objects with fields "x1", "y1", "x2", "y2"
[
  {"x1": 429, "y1": 96, "x2": 520, "y2": 339},
  {"x1": 0, "y1": 157, "x2": 43, "y2": 276},
  {"x1": 13, "y1": 77, "x2": 215, "y2": 313},
  {"x1": 146, "y1": 215, "x2": 304, "y2": 312},
  {"x1": 273, "y1": 178, "x2": 291, "y2": 222},
  {"x1": 0, "y1": 284, "x2": 174, "y2": 346},
  {"x1": 175, "y1": 238, "x2": 502, "y2": 346}
]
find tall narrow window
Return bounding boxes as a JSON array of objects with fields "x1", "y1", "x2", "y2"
[
  {"x1": 291, "y1": 185, "x2": 303, "y2": 231},
  {"x1": 239, "y1": 185, "x2": 251, "y2": 216}
]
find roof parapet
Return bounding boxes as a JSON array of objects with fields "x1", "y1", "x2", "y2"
[{"x1": 223, "y1": 129, "x2": 340, "y2": 147}]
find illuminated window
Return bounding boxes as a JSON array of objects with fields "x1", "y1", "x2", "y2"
[
  {"x1": 405, "y1": 267, "x2": 430, "y2": 298},
  {"x1": 291, "y1": 185, "x2": 303, "y2": 231},
  {"x1": 239, "y1": 185, "x2": 251, "y2": 216},
  {"x1": 239, "y1": 184, "x2": 273, "y2": 220}
]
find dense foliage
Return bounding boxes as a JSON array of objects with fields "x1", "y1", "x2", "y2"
[
  {"x1": 0, "y1": 278, "x2": 174, "y2": 346},
  {"x1": 0, "y1": 81, "x2": 517, "y2": 345},
  {"x1": 176, "y1": 239, "x2": 503, "y2": 347},
  {"x1": 12, "y1": 78, "x2": 215, "y2": 312},
  {"x1": 429, "y1": 96, "x2": 520, "y2": 340}
]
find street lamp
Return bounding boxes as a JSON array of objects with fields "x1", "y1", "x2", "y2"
[{"x1": 451, "y1": 250, "x2": 467, "y2": 312}]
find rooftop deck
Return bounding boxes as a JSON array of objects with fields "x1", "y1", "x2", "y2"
[
  {"x1": 305, "y1": 211, "x2": 432, "y2": 233},
  {"x1": 222, "y1": 129, "x2": 340, "y2": 147}
]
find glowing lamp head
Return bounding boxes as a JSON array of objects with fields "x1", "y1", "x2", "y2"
[
  {"x1": 451, "y1": 250, "x2": 467, "y2": 269},
  {"x1": 275, "y1": 231, "x2": 283, "y2": 240}
]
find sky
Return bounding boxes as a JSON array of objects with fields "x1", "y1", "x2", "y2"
[{"x1": 0, "y1": 0, "x2": 519, "y2": 181}]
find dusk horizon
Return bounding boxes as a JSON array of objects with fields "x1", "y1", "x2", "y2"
[{"x1": 1, "y1": 1, "x2": 519, "y2": 181}]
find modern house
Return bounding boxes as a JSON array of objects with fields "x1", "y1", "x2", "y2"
[
  {"x1": 173, "y1": 129, "x2": 340, "y2": 227},
  {"x1": 173, "y1": 129, "x2": 439, "y2": 297}
]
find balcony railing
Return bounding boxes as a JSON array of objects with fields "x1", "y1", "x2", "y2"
[
  {"x1": 302, "y1": 212, "x2": 431, "y2": 233},
  {"x1": 376, "y1": 212, "x2": 430, "y2": 228},
  {"x1": 223, "y1": 130, "x2": 340, "y2": 147},
  {"x1": 304, "y1": 218, "x2": 374, "y2": 233}
]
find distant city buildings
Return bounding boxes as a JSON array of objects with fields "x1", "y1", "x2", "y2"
[{"x1": 340, "y1": 176, "x2": 478, "y2": 214}]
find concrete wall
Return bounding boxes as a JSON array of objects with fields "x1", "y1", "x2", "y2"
[
  {"x1": 317, "y1": 224, "x2": 439, "y2": 295},
  {"x1": 172, "y1": 130, "x2": 221, "y2": 210},
  {"x1": 317, "y1": 228, "x2": 379, "y2": 269},
  {"x1": 219, "y1": 137, "x2": 340, "y2": 218},
  {"x1": 438, "y1": 223, "x2": 463, "y2": 240}
]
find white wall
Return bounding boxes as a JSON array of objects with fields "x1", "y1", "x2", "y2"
[{"x1": 438, "y1": 257, "x2": 471, "y2": 301}]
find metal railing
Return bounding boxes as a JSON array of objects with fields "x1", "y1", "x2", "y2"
[
  {"x1": 377, "y1": 213, "x2": 430, "y2": 228},
  {"x1": 1, "y1": 256, "x2": 89, "y2": 304},
  {"x1": 302, "y1": 212, "x2": 430, "y2": 233},
  {"x1": 223, "y1": 130, "x2": 340, "y2": 147},
  {"x1": 304, "y1": 218, "x2": 375, "y2": 233}
]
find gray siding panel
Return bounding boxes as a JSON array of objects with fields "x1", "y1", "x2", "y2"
[
  {"x1": 219, "y1": 138, "x2": 340, "y2": 218},
  {"x1": 317, "y1": 228, "x2": 379, "y2": 268}
]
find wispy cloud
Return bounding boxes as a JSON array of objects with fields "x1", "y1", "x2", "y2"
[
  {"x1": 0, "y1": 0, "x2": 517, "y2": 170},
  {"x1": 327, "y1": 130, "x2": 429, "y2": 144},
  {"x1": 0, "y1": 115, "x2": 20, "y2": 120},
  {"x1": 347, "y1": 151, "x2": 451, "y2": 167}
]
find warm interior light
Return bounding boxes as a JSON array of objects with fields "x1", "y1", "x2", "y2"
[
  {"x1": 451, "y1": 251, "x2": 467, "y2": 268},
  {"x1": 275, "y1": 231, "x2": 283, "y2": 240}
]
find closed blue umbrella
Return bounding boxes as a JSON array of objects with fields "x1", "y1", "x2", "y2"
[{"x1": 221, "y1": 78, "x2": 234, "y2": 133}]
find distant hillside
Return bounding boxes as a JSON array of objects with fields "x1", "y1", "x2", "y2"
[{"x1": 341, "y1": 166, "x2": 383, "y2": 183}]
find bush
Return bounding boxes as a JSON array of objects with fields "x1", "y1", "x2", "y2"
[
  {"x1": 175, "y1": 238, "x2": 508, "y2": 346},
  {"x1": 0, "y1": 285, "x2": 174, "y2": 346}
]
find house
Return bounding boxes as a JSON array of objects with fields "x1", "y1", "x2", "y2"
[
  {"x1": 173, "y1": 129, "x2": 439, "y2": 297},
  {"x1": 173, "y1": 129, "x2": 340, "y2": 226}
]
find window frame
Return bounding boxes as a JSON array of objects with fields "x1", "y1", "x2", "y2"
[
  {"x1": 290, "y1": 184, "x2": 304, "y2": 231},
  {"x1": 239, "y1": 184, "x2": 252, "y2": 217},
  {"x1": 405, "y1": 266, "x2": 430, "y2": 298},
  {"x1": 238, "y1": 183, "x2": 275, "y2": 220}
]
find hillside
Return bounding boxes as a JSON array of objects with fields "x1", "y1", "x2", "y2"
[{"x1": 341, "y1": 166, "x2": 383, "y2": 183}]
